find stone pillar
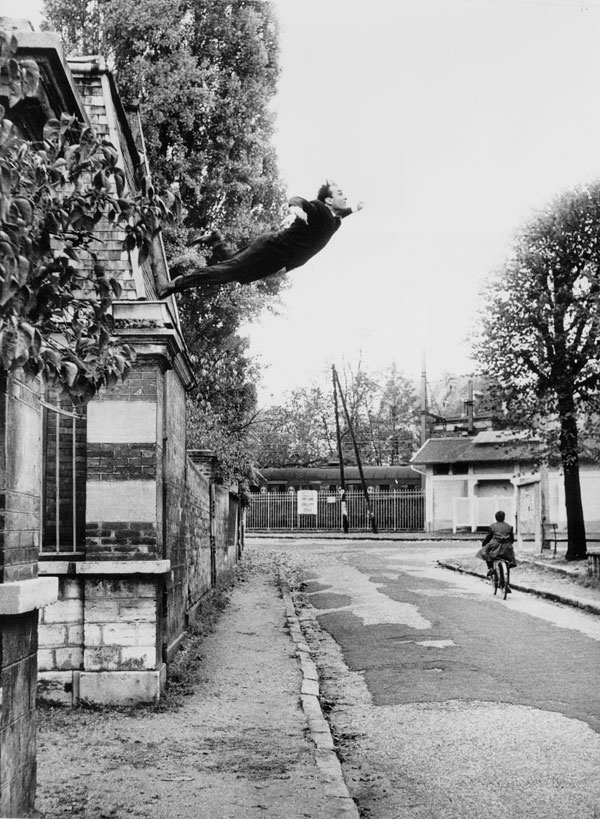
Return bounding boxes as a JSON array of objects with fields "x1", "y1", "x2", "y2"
[
  {"x1": 38, "y1": 306, "x2": 197, "y2": 706},
  {"x1": 189, "y1": 450, "x2": 217, "y2": 587},
  {"x1": 0, "y1": 375, "x2": 58, "y2": 816},
  {"x1": 82, "y1": 354, "x2": 170, "y2": 704},
  {"x1": 85, "y1": 359, "x2": 163, "y2": 560}
]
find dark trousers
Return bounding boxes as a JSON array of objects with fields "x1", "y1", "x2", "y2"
[{"x1": 174, "y1": 234, "x2": 285, "y2": 290}]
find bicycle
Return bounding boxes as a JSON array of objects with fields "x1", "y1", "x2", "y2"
[{"x1": 491, "y1": 558, "x2": 511, "y2": 600}]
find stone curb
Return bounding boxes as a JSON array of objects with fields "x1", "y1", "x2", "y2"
[
  {"x1": 279, "y1": 574, "x2": 360, "y2": 819},
  {"x1": 438, "y1": 560, "x2": 600, "y2": 616}
]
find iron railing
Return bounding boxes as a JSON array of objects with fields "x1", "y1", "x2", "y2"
[
  {"x1": 41, "y1": 399, "x2": 85, "y2": 553},
  {"x1": 247, "y1": 489, "x2": 424, "y2": 532}
]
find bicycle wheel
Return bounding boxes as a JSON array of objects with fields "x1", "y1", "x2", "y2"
[
  {"x1": 503, "y1": 565, "x2": 510, "y2": 601},
  {"x1": 492, "y1": 566, "x2": 499, "y2": 595}
]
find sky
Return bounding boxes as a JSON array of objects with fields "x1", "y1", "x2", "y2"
[
  {"x1": 7, "y1": 0, "x2": 600, "y2": 404},
  {"x1": 248, "y1": 0, "x2": 600, "y2": 403}
]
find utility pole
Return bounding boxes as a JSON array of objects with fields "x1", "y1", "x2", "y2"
[
  {"x1": 332, "y1": 365, "x2": 378, "y2": 534},
  {"x1": 420, "y1": 349, "x2": 428, "y2": 447},
  {"x1": 420, "y1": 350, "x2": 428, "y2": 491},
  {"x1": 465, "y1": 378, "x2": 474, "y2": 434},
  {"x1": 332, "y1": 366, "x2": 349, "y2": 533}
]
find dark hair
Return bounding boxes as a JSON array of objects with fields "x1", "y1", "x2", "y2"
[
  {"x1": 317, "y1": 180, "x2": 335, "y2": 201},
  {"x1": 495, "y1": 510, "x2": 506, "y2": 522}
]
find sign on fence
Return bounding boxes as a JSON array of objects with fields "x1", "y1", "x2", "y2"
[{"x1": 297, "y1": 489, "x2": 318, "y2": 516}]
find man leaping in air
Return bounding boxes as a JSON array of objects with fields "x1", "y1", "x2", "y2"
[{"x1": 157, "y1": 181, "x2": 363, "y2": 298}]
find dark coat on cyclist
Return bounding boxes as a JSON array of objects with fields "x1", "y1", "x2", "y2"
[{"x1": 477, "y1": 520, "x2": 517, "y2": 567}]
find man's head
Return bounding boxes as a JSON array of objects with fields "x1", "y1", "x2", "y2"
[
  {"x1": 495, "y1": 510, "x2": 506, "y2": 522},
  {"x1": 318, "y1": 181, "x2": 348, "y2": 213}
]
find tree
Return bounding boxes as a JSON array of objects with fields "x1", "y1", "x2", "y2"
[
  {"x1": 332, "y1": 361, "x2": 419, "y2": 466},
  {"x1": 250, "y1": 362, "x2": 420, "y2": 469},
  {"x1": 43, "y1": 0, "x2": 288, "y2": 480},
  {"x1": 473, "y1": 182, "x2": 600, "y2": 561},
  {"x1": 371, "y1": 364, "x2": 420, "y2": 465},
  {"x1": 0, "y1": 32, "x2": 175, "y2": 401},
  {"x1": 43, "y1": 0, "x2": 286, "y2": 244},
  {"x1": 250, "y1": 385, "x2": 335, "y2": 468}
]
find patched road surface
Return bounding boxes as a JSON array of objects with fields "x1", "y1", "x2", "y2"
[{"x1": 260, "y1": 537, "x2": 600, "y2": 819}]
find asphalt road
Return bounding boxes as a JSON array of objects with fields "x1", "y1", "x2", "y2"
[{"x1": 261, "y1": 537, "x2": 600, "y2": 819}]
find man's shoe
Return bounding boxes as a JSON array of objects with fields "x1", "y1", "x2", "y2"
[
  {"x1": 158, "y1": 283, "x2": 175, "y2": 299},
  {"x1": 486, "y1": 569, "x2": 495, "y2": 578},
  {"x1": 187, "y1": 228, "x2": 222, "y2": 247}
]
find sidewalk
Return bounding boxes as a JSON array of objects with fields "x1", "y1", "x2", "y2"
[
  {"x1": 35, "y1": 549, "x2": 358, "y2": 819},
  {"x1": 439, "y1": 544, "x2": 600, "y2": 615}
]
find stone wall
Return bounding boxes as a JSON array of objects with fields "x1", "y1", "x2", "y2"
[
  {"x1": 38, "y1": 357, "x2": 242, "y2": 705},
  {"x1": 215, "y1": 485, "x2": 238, "y2": 581},
  {"x1": 7, "y1": 29, "x2": 243, "y2": 718},
  {"x1": 0, "y1": 375, "x2": 58, "y2": 816}
]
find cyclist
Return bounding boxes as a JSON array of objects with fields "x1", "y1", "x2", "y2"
[{"x1": 476, "y1": 510, "x2": 517, "y2": 583}]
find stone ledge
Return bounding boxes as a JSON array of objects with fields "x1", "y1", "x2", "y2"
[
  {"x1": 79, "y1": 666, "x2": 167, "y2": 705},
  {"x1": 39, "y1": 560, "x2": 170, "y2": 576},
  {"x1": 38, "y1": 666, "x2": 167, "y2": 705},
  {"x1": 38, "y1": 562, "x2": 73, "y2": 576},
  {"x1": 0, "y1": 577, "x2": 59, "y2": 615},
  {"x1": 79, "y1": 560, "x2": 170, "y2": 575}
]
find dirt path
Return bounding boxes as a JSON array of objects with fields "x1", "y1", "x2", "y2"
[{"x1": 35, "y1": 551, "x2": 333, "y2": 819}]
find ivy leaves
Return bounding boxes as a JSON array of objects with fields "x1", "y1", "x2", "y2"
[{"x1": 0, "y1": 31, "x2": 178, "y2": 402}]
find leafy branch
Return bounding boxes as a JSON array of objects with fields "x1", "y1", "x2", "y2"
[{"x1": 0, "y1": 30, "x2": 179, "y2": 402}]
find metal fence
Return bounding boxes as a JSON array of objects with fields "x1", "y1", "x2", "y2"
[
  {"x1": 41, "y1": 398, "x2": 85, "y2": 553},
  {"x1": 247, "y1": 489, "x2": 425, "y2": 532}
]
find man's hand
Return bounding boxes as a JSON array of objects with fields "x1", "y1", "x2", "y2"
[{"x1": 289, "y1": 204, "x2": 308, "y2": 223}]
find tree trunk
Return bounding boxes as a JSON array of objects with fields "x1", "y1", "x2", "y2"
[{"x1": 558, "y1": 395, "x2": 587, "y2": 560}]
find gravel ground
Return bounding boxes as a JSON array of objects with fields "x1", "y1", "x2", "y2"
[{"x1": 35, "y1": 550, "x2": 336, "y2": 819}]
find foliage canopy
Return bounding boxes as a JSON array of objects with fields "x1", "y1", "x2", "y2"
[
  {"x1": 473, "y1": 182, "x2": 600, "y2": 559},
  {"x1": 43, "y1": 0, "x2": 288, "y2": 478},
  {"x1": 250, "y1": 363, "x2": 420, "y2": 469},
  {"x1": 0, "y1": 31, "x2": 177, "y2": 401}
]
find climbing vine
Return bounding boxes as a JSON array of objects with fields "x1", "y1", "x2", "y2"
[{"x1": 0, "y1": 30, "x2": 178, "y2": 402}]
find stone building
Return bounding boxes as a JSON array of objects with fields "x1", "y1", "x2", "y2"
[{"x1": 1, "y1": 20, "x2": 242, "y2": 815}]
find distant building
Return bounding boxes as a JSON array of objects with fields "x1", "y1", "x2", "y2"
[
  {"x1": 424, "y1": 374, "x2": 495, "y2": 439},
  {"x1": 411, "y1": 430, "x2": 600, "y2": 539}
]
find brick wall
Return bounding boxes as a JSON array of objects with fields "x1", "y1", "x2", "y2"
[
  {"x1": 85, "y1": 362, "x2": 160, "y2": 560},
  {"x1": 179, "y1": 461, "x2": 212, "y2": 619},
  {"x1": 38, "y1": 363, "x2": 242, "y2": 701},
  {"x1": 162, "y1": 370, "x2": 188, "y2": 648},
  {"x1": 71, "y1": 64, "x2": 153, "y2": 300}
]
